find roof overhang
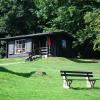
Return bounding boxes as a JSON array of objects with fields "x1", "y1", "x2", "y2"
[{"x1": 0, "y1": 31, "x2": 73, "y2": 40}]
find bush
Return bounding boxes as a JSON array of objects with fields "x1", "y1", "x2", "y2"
[{"x1": 0, "y1": 41, "x2": 6, "y2": 58}]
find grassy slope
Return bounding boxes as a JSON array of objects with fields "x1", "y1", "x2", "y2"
[{"x1": 0, "y1": 57, "x2": 100, "y2": 100}]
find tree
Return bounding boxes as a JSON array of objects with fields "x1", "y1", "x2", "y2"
[
  {"x1": 0, "y1": 0, "x2": 100, "y2": 58},
  {"x1": 0, "y1": 0, "x2": 37, "y2": 36},
  {"x1": 93, "y1": 34, "x2": 100, "y2": 51},
  {"x1": 0, "y1": 41, "x2": 6, "y2": 58},
  {"x1": 74, "y1": 8, "x2": 100, "y2": 57},
  {"x1": 34, "y1": 0, "x2": 58, "y2": 32}
]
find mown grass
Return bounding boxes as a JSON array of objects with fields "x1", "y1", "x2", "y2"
[{"x1": 0, "y1": 57, "x2": 100, "y2": 100}]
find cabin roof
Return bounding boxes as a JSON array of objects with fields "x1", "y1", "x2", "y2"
[{"x1": 0, "y1": 31, "x2": 74, "y2": 40}]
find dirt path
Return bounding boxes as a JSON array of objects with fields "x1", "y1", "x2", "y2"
[{"x1": 0, "y1": 62, "x2": 25, "y2": 66}]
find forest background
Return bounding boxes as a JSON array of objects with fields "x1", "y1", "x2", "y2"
[{"x1": 0, "y1": 0, "x2": 100, "y2": 58}]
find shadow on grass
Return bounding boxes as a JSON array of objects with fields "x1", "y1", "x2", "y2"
[
  {"x1": 0, "y1": 66, "x2": 35, "y2": 78},
  {"x1": 71, "y1": 87, "x2": 100, "y2": 90},
  {"x1": 68, "y1": 58, "x2": 98, "y2": 63}
]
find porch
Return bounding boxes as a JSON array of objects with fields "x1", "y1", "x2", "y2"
[{"x1": 32, "y1": 36, "x2": 51, "y2": 58}]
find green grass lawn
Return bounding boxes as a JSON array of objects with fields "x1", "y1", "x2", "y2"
[{"x1": 0, "y1": 57, "x2": 100, "y2": 100}]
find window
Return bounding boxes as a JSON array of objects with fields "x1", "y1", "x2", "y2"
[
  {"x1": 15, "y1": 39, "x2": 25, "y2": 53},
  {"x1": 62, "y1": 40, "x2": 66, "y2": 48}
]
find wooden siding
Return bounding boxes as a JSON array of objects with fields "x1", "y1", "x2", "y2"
[
  {"x1": 8, "y1": 38, "x2": 32, "y2": 58},
  {"x1": 8, "y1": 41, "x2": 15, "y2": 55},
  {"x1": 7, "y1": 33, "x2": 73, "y2": 58},
  {"x1": 25, "y1": 39, "x2": 32, "y2": 53}
]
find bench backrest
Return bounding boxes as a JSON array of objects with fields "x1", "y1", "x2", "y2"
[{"x1": 60, "y1": 70, "x2": 93, "y2": 77}]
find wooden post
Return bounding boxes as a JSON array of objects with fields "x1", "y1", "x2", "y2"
[
  {"x1": 46, "y1": 37, "x2": 48, "y2": 58},
  {"x1": 48, "y1": 44, "x2": 50, "y2": 56},
  {"x1": 47, "y1": 36, "x2": 51, "y2": 57},
  {"x1": 6, "y1": 40, "x2": 8, "y2": 58}
]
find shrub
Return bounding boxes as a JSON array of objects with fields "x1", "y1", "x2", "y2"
[{"x1": 0, "y1": 41, "x2": 6, "y2": 58}]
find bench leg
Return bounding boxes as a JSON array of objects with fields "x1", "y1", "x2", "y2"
[
  {"x1": 90, "y1": 80, "x2": 96, "y2": 88},
  {"x1": 86, "y1": 77, "x2": 92, "y2": 88},
  {"x1": 86, "y1": 77, "x2": 96, "y2": 88},
  {"x1": 92, "y1": 80, "x2": 96, "y2": 87},
  {"x1": 63, "y1": 76, "x2": 71, "y2": 89}
]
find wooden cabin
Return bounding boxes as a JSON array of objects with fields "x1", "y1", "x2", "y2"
[{"x1": 1, "y1": 31, "x2": 74, "y2": 58}]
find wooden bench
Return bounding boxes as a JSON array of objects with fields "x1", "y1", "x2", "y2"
[{"x1": 60, "y1": 70, "x2": 97, "y2": 89}]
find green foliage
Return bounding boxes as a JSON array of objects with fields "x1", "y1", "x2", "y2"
[
  {"x1": 0, "y1": 41, "x2": 6, "y2": 58},
  {"x1": 35, "y1": 0, "x2": 58, "y2": 32},
  {"x1": 52, "y1": 6, "x2": 83, "y2": 33},
  {"x1": 0, "y1": 0, "x2": 37, "y2": 36},
  {"x1": 72, "y1": 6, "x2": 100, "y2": 57},
  {"x1": 93, "y1": 34, "x2": 100, "y2": 51},
  {"x1": 75, "y1": 8, "x2": 100, "y2": 51},
  {"x1": 84, "y1": 9, "x2": 100, "y2": 33},
  {"x1": 0, "y1": 0, "x2": 99, "y2": 36},
  {"x1": 0, "y1": 0, "x2": 100, "y2": 57}
]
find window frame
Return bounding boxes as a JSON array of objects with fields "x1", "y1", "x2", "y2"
[
  {"x1": 15, "y1": 39, "x2": 26, "y2": 54},
  {"x1": 61, "y1": 40, "x2": 67, "y2": 48}
]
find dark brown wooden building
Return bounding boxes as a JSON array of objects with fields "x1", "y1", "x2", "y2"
[{"x1": 0, "y1": 31, "x2": 74, "y2": 58}]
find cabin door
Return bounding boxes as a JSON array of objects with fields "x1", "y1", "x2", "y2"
[{"x1": 33, "y1": 39, "x2": 40, "y2": 55}]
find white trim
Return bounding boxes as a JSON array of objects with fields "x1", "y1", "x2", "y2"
[
  {"x1": 62, "y1": 40, "x2": 66, "y2": 48},
  {"x1": 15, "y1": 39, "x2": 26, "y2": 54}
]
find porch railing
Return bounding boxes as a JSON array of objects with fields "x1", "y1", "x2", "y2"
[{"x1": 29, "y1": 47, "x2": 49, "y2": 57}]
